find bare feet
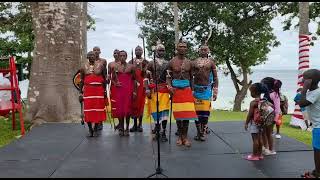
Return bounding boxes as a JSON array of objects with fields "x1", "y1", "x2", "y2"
[
  {"x1": 183, "y1": 137, "x2": 191, "y2": 147},
  {"x1": 176, "y1": 137, "x2": 183, "y2": 146}
]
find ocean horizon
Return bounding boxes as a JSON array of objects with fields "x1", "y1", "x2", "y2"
[{"x1": 212, "y1": 69, "x2": 298, "y2": 113}]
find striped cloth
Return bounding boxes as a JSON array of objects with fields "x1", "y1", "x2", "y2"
[
  {"x1": 83, "y1": 74, "x2": 107, "y2": 123},
  {"x1": 152, "y1": 110, "x2": 169, "y2": 122},
  {"x1": 290, "y1": 34, "x2": 310, "y2": 129},
  {"x1": 148, "y1": 83, "x2": 170, "y2": 122},
  {"x1": 194, "y1": 84, "x2": 212, "y2": 118},
  {"x1": 193, "y1": 84, "x2": 213, "y2": 100},
  {"x1": 172, "y1": 79, "x2": 198, "y2": 121},
  {"x1": 194, "y1": 99, "x2": 211, "y2": 118}
]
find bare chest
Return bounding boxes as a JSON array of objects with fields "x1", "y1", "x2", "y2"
[
  {"x1": 115, "y1": 63, "x2": 133, "y2": 73},
  {"x1": 133, "y1": 58, "x2": 147, "y2": 69},
  {"x1": 194, "y1": 58, "x2": 212, "y2": 73},
  {"x1": 84, "y1": 62, "x2": 104, "y2": 75},
  {"x1": 171, "y1": 59, "x2": 191, "y2": 72}
]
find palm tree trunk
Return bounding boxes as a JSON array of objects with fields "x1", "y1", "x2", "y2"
[
  {"x1": 174, "y1": 2, "x2": 179, "y2": 47},
  {"x1": 290, "y1": 2, "x2": 310, "y2": 129}
]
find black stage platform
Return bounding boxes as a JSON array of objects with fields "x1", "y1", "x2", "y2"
[{"x1": 0, "y1": 121, "x2": 313, "y2": 178}]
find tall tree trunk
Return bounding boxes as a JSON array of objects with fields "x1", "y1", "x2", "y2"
[
  {"x1": 174, "y1": 2, "x2": 179, "y2": 47},
  {"x1": 26, "y1": 51, "x2": 32, "y2": 79},
  {"x1": 299, "y1": 2, "x2": 309, "y2": 35},
  {"x1": 290, "y1": 2, "x2": 310, "y2": 129},
  {"x1": 26, "y1": 2, "x2": 87, "y2": 125},
  {"x1": 233, "y1": 68, "x2": 252, "y2": 112},
  {"x1": 82, "y1": 2, "x2": 87, "y2": 63},
  {"x1": 226, "y1": 58, "x2": 252, "y2": 111}
]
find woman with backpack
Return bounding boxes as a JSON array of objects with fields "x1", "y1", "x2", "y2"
[{"x1": 261, "y1": 77, "x2": 282, "y2": 155}]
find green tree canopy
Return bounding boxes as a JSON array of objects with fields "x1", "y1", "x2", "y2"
[
  {"x1": 278, "y1": 2, "x2": 320, "y2": 39},
  {"x1": 137, "y1": 2, "x2": 280, "y2": 111},
  {"x1": 0, "y1": 2, "x2": 95, "y2": 79}
]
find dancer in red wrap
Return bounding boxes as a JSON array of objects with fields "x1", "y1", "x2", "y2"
[
  {"x1": 107, "y1": 49, "x2": 121, "y2": 129},
  {"x1": 79, "y1": 51, "x2": 107, "y2": 137},
  {"x1": 129, "y1": 46, "x2": 149, "y2": 132},
  {"x1": 113, "y1": 50, "x2": 137, "y2": 136},
  {"x1": 93, "y1": 46, "x2": 107, "y2": 131}
]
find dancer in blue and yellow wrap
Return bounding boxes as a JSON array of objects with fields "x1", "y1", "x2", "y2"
[
  {"x1": 145, "y1": 40, "x2": 170, "y2": 142},
  {"x1": 192, "y1": 41, "x2": 219, "y2": 141}
]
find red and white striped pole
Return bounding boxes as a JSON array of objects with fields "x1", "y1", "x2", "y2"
[{"x1": 289, "y1": 34, "x2": 310, "y2": 129}]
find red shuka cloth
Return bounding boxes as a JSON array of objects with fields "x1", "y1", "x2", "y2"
[
  {"x1": 113, "y1": 72, "x2": 134, "y2": 118},
  {"x1": 131, "y1": 69, "x2": 146, "y2": 118},
  {"x1": 83, "y1": 74, "x2": 106, "y2": 123}
]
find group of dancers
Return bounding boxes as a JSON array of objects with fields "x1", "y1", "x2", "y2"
[
  {"x1": 75, "y1": 38, "x2": 320, "y2": 177},
  {"x1": 77, "y1": 39, "x2": 219, "y2": 147}
]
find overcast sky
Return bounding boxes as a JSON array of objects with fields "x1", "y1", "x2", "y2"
[{"x1": 87, "y1": 2, "x2": 320, "y2": 70}]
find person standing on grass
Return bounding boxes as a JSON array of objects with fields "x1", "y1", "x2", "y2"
[
  {"x1": 192, "y1": 42, "x2": 218, "y2": 142},
  {"x1": 294, "y1": 88, "x2": 312, "y2": 131},
  {"x1": 299, "y1": 69, "x2": 320, "y2": 178},
  {"x1": 280, "y1": 93, "x2": 288, "y2": 116}
]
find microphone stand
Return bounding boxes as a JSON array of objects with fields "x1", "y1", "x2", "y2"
[
  {"x1": 80, "y1": 100, "x2": 85, "y2": 127},
  {"x1": 147, "y1": 49, "x2": 168, "y2": 178},
  {"x1": 169, "y1": 95, "x2": 173, "y2": 144}
]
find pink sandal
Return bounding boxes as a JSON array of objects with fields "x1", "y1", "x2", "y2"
[
  {"x1": 258, "y1": 155, "x2": 264, "y2": 160},
  {"x1": 244, "y1": 154, "x2": 260, "y2": 161},
  {"x1": 301, "y1": 170, "x2": 320, "y2": 178}
]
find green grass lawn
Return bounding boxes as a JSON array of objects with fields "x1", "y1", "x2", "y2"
[
  {"x1": 216, "y1": 112, "x2": 312, "y2": 146},
  {"x1": 0, "y1": 110, "x2": 312, "y2": 148},
  {"x1": 106, "y1": 110, "x2": 247, "y2": 124},
  {"x1": 210, "y1": 111, "x2": 312, "y2": 146},
  {"x1": 108, "y1": 110, "x2": 312, "y2": 146},
  {"x1": 278, "y1": 115, "x2": 312, "y2": 146},
  {"x1": 0, "y1": 115, "x2": 31, "y2": 147}
]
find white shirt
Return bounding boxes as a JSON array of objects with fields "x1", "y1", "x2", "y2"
[{"x1": 306, "y1": 88, "x2": 320, "y2": 128}]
